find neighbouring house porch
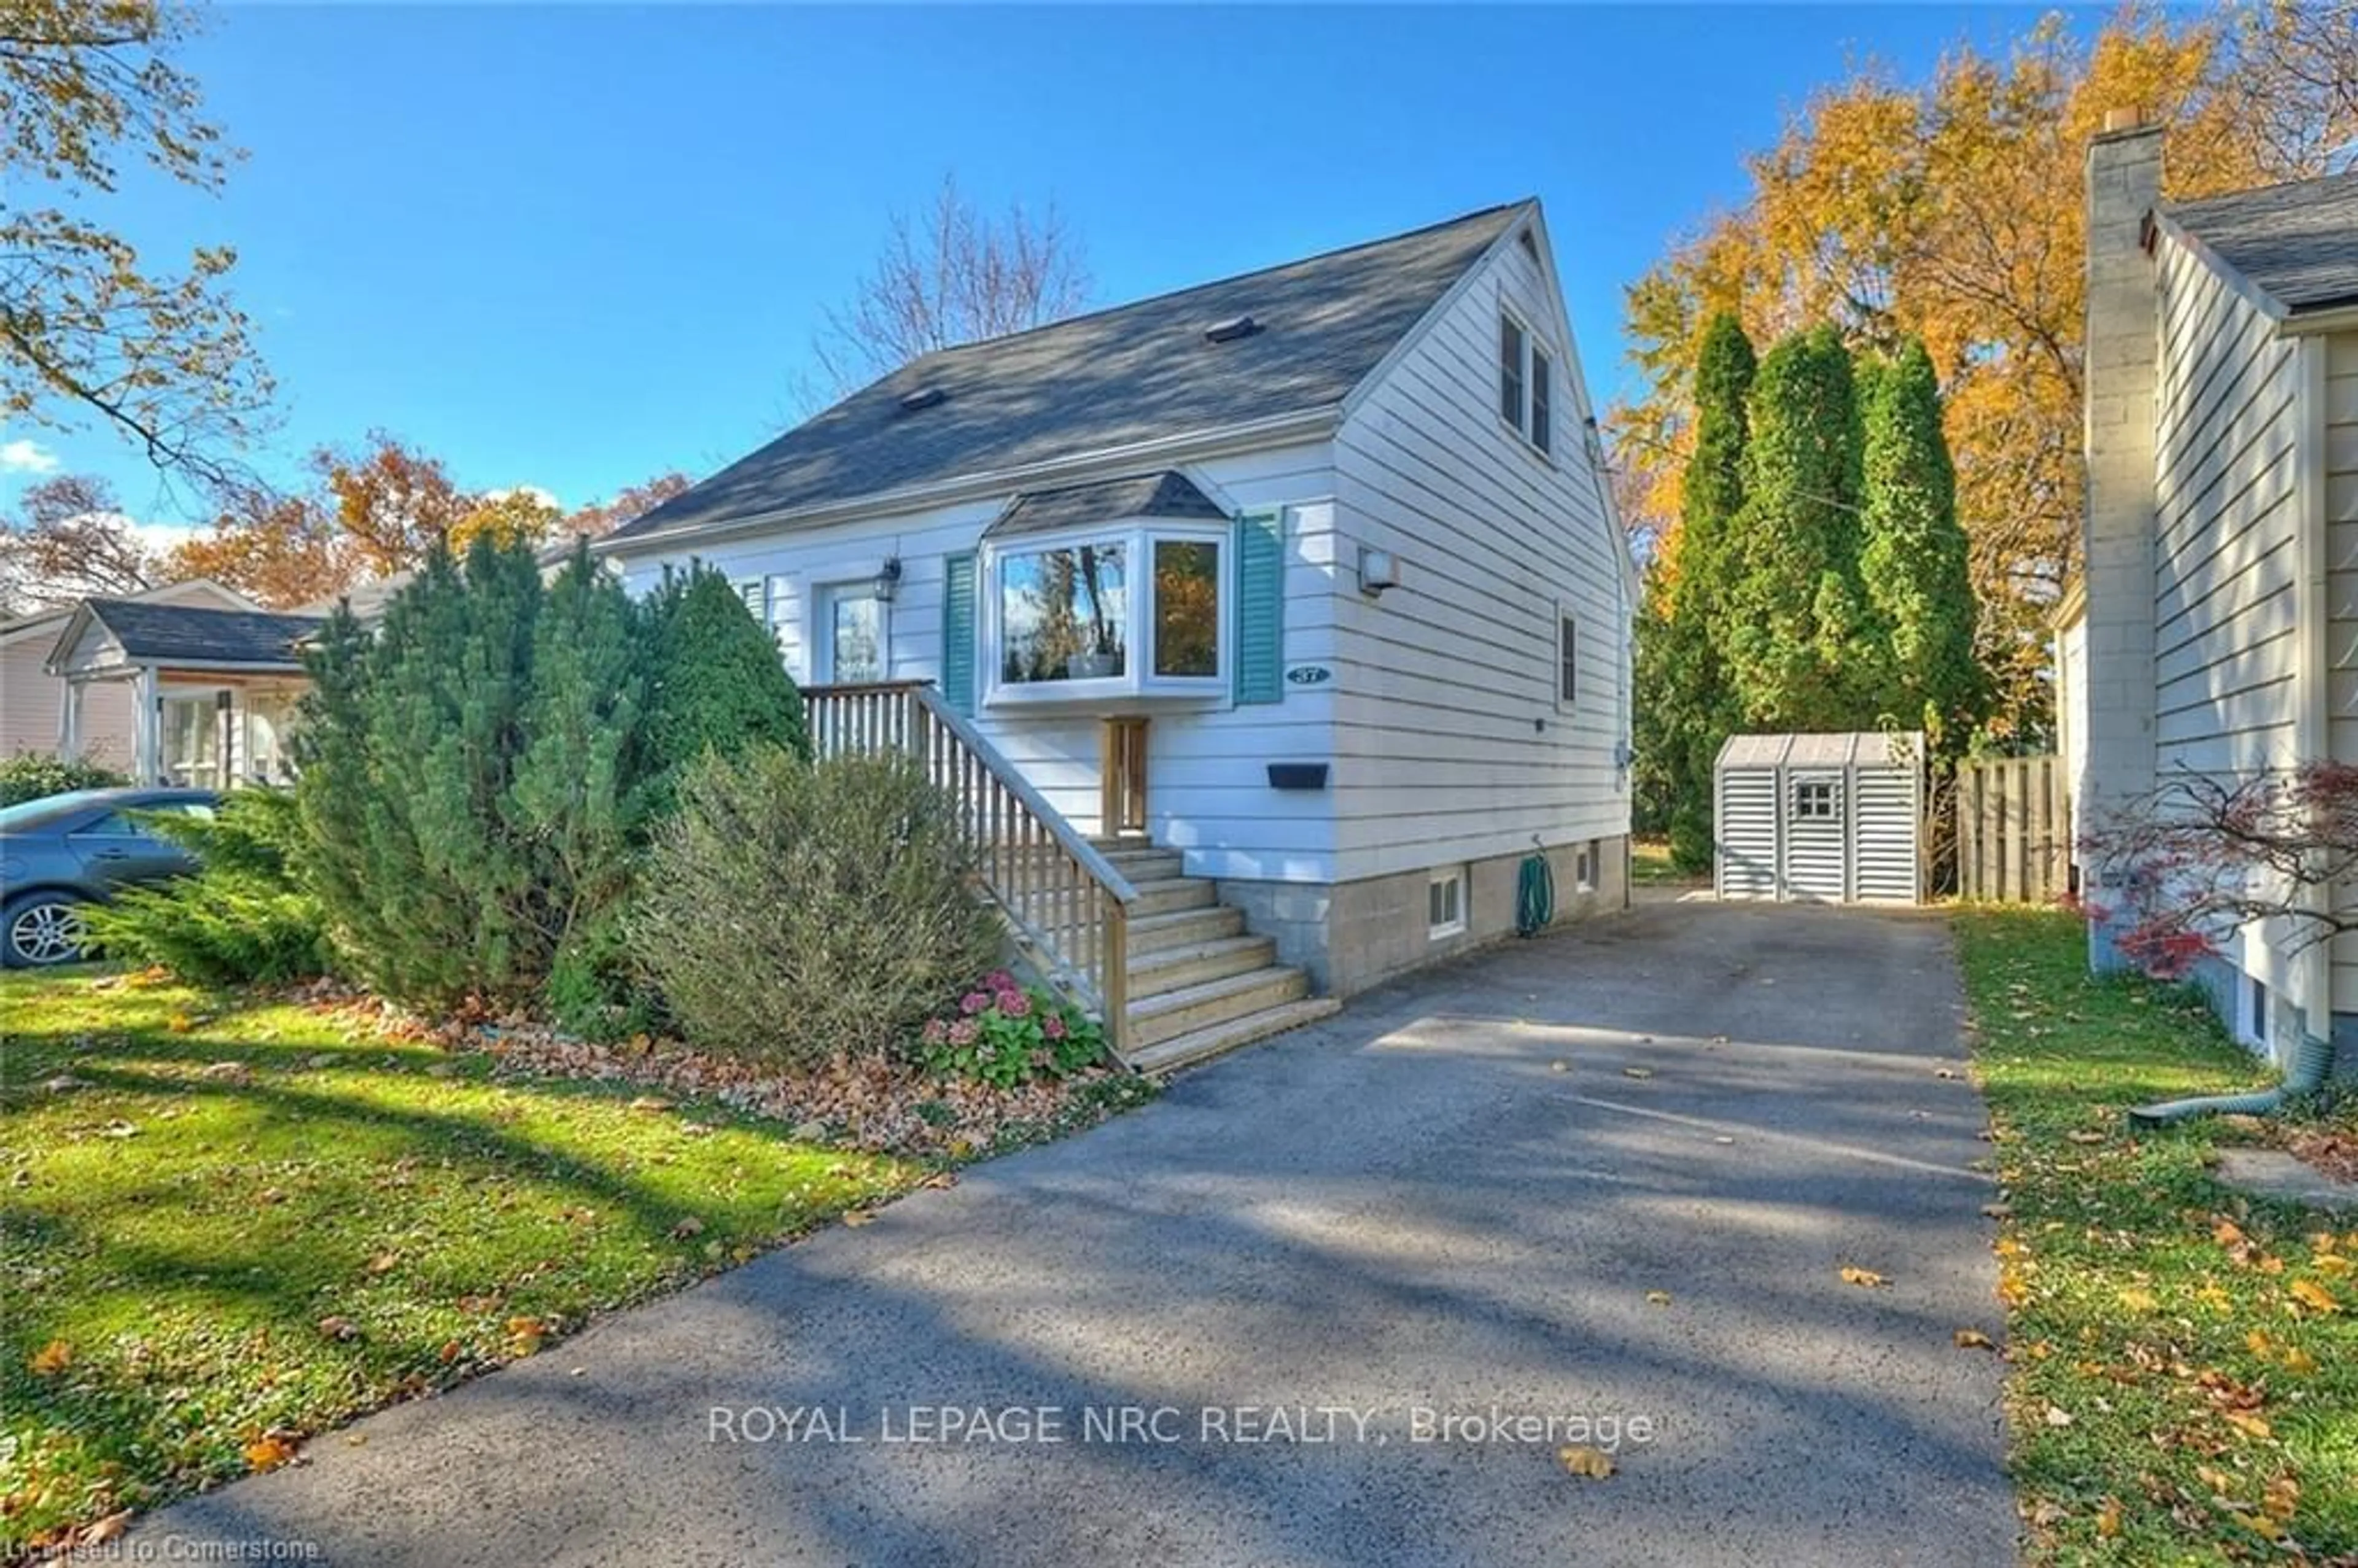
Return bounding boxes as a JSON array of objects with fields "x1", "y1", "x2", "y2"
[{"x1": 44, "y1": 598, "x2": 322, "y2": 788}]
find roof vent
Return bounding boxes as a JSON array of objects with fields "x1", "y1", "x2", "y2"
[
  {"x1": 1204, "y1": 315, "x2": 1261, "y2": 344},
  {"x1": 898, "y1": 386, "x2": 946, "y2": 413}
]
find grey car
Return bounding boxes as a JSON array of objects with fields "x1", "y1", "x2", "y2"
[{"x1": 0, "y1": 787, "x2": 220, "y2": 967}]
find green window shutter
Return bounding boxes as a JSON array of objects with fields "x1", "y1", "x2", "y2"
[
  {"x1": 941, "y1": 551, "x2": 978, "y2": 715},
  {"x1": 1234, "y1": 508, "x2": 1285, "y2": 705}
]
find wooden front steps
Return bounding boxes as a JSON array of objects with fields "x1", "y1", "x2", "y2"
[{"x1": 1094, "y1": 839, "x2": 1339, "y2": 1075}]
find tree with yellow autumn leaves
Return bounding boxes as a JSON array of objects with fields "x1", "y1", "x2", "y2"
[{"x1": 1614, "y1": 4, "x2": 2357, "y2": 747}]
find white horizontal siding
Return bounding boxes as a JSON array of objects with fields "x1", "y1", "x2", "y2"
[
  {"x1": 1326, "y1": 225, "x2": 1630, "y2": 883},
  {"x1": 2151, "y1": 239, "x2": 2305, "y2": 1006},
  {"x1": 619, "y1": 442, "x2": 1342, "y2": 883},
  {"x1": 2324, "y1": 332, "x2": 2358, "y2": 1014}
]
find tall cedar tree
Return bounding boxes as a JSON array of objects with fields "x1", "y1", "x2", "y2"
[
  {"x1": 1858, "y1": 336, "x2": 1980, "y2": 749},
  {"x1": 1633, "y1": 313, "x2": 1756, "y2": 869},
  {"x1": 641, "y1": 566, "x2": 811, "y2": 816},
  {"x1": 1724, "y1": 325, "x2": 1871, "y2": 731}
]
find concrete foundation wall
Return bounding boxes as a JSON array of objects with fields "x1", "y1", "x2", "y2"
[{"x1": 1219, "y1": 834, "x2": 1629, "y2": 997}]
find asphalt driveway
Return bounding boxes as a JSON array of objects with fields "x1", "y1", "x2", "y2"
[{"x1": 109, "y1": 902, "x2": 2014, "y2": 1567}]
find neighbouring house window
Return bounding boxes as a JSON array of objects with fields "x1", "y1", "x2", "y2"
[
  {"x1": 1428, "y1": 867, "x2": 1466, "y2": 940},
  {"x1": 822, "y1": 586, "x2": 885, "y2": 683},
  {"x1": 1000, "y1": 541, "x2": 1130, "y2": 685},
  {"x1": 1531, "y1": 346, "x2": 1553, "y2": 455},
  {"x1": 1791, "y1": 777, "x2": 1840, "y2": 821},
  {"x1": 1499, "y1": 315, "x2": 1526, "y2": 428},
  {"x1": 1153, "y1": 539, "x2": 1220, "y2": 678},
  {"x1": 245, "y1": 691, "x2": 300, "y2": 784},
  {"x1": 160, "y1": 695, "x2": 220, "y2": 788},
  {"x1": 1558, "y1": 613, "x2": 1578, "y2": 704}
]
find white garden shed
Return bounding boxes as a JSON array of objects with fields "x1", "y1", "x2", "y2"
[{"x1": 1714, "y1": 732, "x2": 1923, "y2": 905}]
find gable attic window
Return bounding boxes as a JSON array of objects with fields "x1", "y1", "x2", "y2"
[
  {"x1": 1500, "y1": 307, "x2": 1554, "y2": 457},
  {"x1": 1498, "y1": 315, "x2": 1525, "y2": 427},
  {"x1": 1530, "y1": 346, "x2": 1553, "y2": 454}
]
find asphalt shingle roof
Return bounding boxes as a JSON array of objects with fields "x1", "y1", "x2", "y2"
[
  {"x1": 984, "y1": 471, "x2": 1228, "y2": 540},
  {"x1": 84, "y1": 600, "x2": 323, "y2": 667},
  {"x1": 2168, "y1": 168, "x2": 2358, "y2": 316},
  {"x1": 611, "y1": 203, "x2": 1527, "y2": 543}
]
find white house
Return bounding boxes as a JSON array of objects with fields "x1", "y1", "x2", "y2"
[
  {"x1": 601, "y1": 201, "x2": 1637, "y2": 1068},
  {"x1": 0, "y1": 580, "x2": 282, "y2": 772},
  {"x1": 2064, "y1": 113, "x2": 2358, "y2": 1069},
  {"x1": 41, "y1": 595, "x2": 322, "y2": 786}
]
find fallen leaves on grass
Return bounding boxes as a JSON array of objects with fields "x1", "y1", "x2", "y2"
[
  {"x1": 28, "y1": 1338, "x2": 71, "y2": 1376},
  {"x1": 2288, "y1": 1278, "x2": 2340, "y2": 1315},
  {"x1": 480, "y1": 1020, "x2": 1146, "y2": 1159},
  {"x1": 1839, "y1": 1266, "x2": 1889, "y2": 1289},
  {"x1": 1955, "y1": 1327, "x2": 1998, "y2": 1351}
]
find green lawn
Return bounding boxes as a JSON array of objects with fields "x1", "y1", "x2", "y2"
[
  {"x1": 1955, "y1": 909, "x2": 2358, "y2": 1564},
  {"x1": 1630, "y1": 835, "x2": 1702, "y2": 888},
  {"x1": 0, "y1": 968, "x2": 925, "y2": 1556}
]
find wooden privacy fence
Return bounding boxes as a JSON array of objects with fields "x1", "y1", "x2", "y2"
[
  {"x1": 1956, "y1": 754, "x2": 2072, "y2": 904},
  {"x1": 801, "y1": 681, "x2": 1137, "y2": 1057}
]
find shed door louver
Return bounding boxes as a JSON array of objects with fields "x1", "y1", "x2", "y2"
[
  {"x1": 941, "y1": 551, "x2": 978, "y2": 715},
  {"x1": 1852, "y1": 766, "x2": 1920, "y2": 903},
  {"x1": 1234, "y1": 509, "x2": 1285, "y2": 705},
  {"x1": 1716, "y1": 769, "x2": 1779, "y2": 900}
]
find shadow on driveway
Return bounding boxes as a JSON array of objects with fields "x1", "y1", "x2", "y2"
[{"x1": 105, "y1": 901, "x2": 2013, "y2": 1568}]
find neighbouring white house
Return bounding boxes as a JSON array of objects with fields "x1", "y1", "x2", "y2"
[
  {"x1": 599, "y1": 201, "x2": 1638, "y2": 1069},
  {"x1": 39, "y1": 594, "x2": 324, "y2": 787},
  {"x1": 2060, "y1": 111, "x2": 2358, "y2": 1071},
  {"x1": 0, "y1": 579, "x2": 302, "y2": 777}
]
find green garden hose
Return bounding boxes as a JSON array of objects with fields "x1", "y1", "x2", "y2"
[
  {"x1": 1516, "y1": 847, "x2": 1555, "y2": 937},
  {"x1": 2127, "y1": 1031, "x2": 2335, "y2": 1128}
]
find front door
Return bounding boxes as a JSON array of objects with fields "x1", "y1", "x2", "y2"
[{"x1": 819, "y1": 586, "x2": 887, "y2": 684}]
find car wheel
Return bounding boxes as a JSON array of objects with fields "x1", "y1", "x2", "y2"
[{"x1": 3, "y1": 893, "x2": 90, "y2": 968}]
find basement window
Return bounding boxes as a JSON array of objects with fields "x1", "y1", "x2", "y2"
[{"x1": 1428, "y1": 867, "x2": 1466, "y2": 941}]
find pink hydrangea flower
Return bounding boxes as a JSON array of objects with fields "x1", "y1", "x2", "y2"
[
  {"x1": 1002, "y1": 990, "x2": 1032, "y2": 1019},
  {"x1": 961, "y1": 991, "x2": 990, "y2": 1015},
  {"x1": 948, "y1": 1018, "x2": 980, "y2": 1046},
  {"x1": 921, "y1": 1019, "x2": 948, "y2": 1046},
  {"x1": 986, "y1": 970, "x2": 1016, "y2": 992},
  {"x1": 1043, "y1": 1014, "x2": 1068, "y2": 1041}
]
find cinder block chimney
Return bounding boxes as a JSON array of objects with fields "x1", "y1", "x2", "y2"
[{"x1": 2080, "y1": 108, "x2": 2163, "y2": 969}]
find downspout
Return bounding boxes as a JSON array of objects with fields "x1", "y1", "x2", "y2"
[{"x1": 2131, "y1": 334, "x2": 2338, "y2": 1125}]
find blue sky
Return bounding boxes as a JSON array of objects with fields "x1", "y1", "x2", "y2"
[{"x1": 12, "y1": 2, "x2": 2079, "y2": 528}]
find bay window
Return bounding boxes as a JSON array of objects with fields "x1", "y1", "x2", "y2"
[{"x1": 987, "y1": 524, "x2": 1226, "y2": 702}]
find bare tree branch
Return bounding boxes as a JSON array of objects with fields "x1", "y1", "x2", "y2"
[{"x1": 806, "y1": 173, "x2": 1089, "y2": 405}]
